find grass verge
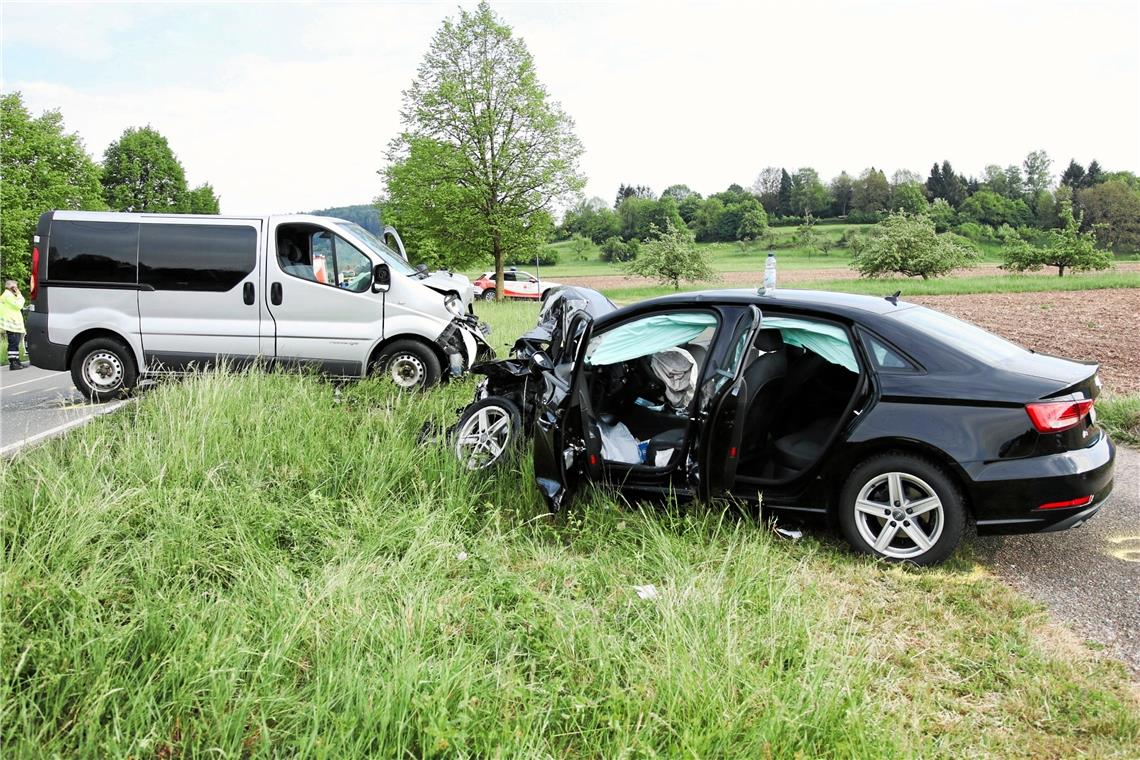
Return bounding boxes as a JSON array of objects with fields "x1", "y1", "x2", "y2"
[
  {"x1": 1099, "y1": 393, "x2": 1140, "y2": 446},
  {"x1": 2, "y1": 314, "x2": 1137, "y2": 755}
]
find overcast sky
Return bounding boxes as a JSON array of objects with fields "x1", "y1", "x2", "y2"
[{"x1": 3, "y1": 1, "x2": 1138, "y2": 215}]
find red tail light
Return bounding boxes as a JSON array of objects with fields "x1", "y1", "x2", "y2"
[
  {"x1": 29, "y1": 245, "x2": 40, "y2": 300},
  {"x1": 1037, "y1": 495, "x2": 1093, "y2": 510},
  {"x1": 1025, "y1": 399, "x2": 1093, "y2": 433}
]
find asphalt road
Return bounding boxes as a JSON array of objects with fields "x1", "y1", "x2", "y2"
[
  {"x1": 0, "y1": 365, "x2": 121, "y2": 453},
  {"x1": 975, "y1": 444, "x2": 1140, "y2": 674},
  {"x1": 3, "y1": 364, "x2": 1138, "y2": 674}
]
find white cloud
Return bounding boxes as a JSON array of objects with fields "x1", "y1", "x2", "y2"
[{"x1": 4, "y1": 1, "x2": 1138, "y2": 214}]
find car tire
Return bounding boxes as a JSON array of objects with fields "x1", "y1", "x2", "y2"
[
  {"x1": 372, "y1": 340, "x2": 441, "y2": 390},
  {"x1": 839, "y1": 452, "x2": 966, "y2": 566},
  {"x1": 482, "y1": 290, "x2": 497, "y2": 302},
  {"x1": 71, "y1": 337, "x2": 138, "y2": 402},
  {"x1": 452, "y1": 396, "x2": 522, "y2": 470}
]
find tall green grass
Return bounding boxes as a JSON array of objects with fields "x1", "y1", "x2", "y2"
[{"x1": 2, "y1": 306, "x2": 1137, "y2": 756}]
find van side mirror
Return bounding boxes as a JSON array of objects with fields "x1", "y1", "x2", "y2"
[
  {"x1": 415, "y1": 263, "x2": 428, "y2": 275},
  {"x1": 372, "y1": 263, "x2": 391, "y2": 293}
]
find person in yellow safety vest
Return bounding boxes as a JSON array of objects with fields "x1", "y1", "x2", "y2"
[{"x1": 2, "y1": 280, "x2": 27, "y2": 370}]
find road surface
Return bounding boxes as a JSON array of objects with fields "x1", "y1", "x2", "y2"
[{"x1": 0, "y1": 365, "x2": 121, "y2": 453}]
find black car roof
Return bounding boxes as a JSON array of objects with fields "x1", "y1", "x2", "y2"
[{"x1": 605, "y1": 288, "x2": 916, "y2": 322}]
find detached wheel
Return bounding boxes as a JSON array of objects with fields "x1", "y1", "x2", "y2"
[
  {"x1": 373, "y1": 340, "x2": 441, "y2": 390},
  {"x1": 453, "y1": 396, "x2": 522, "y2": 470},
  {"x1": 839, "y1": 452, "x2": 965, "y2": 566},
  {"x1": 482, "y1": 290, "x2": 497, "y2": 302},
  {"x1": 71, "y1": 337, "x2": 137, "y2": 402}
]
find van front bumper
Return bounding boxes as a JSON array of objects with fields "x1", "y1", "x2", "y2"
[{"x1": 437, "y1": 316, "x2": 495, "y2": 377}]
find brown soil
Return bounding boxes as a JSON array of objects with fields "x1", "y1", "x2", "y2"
[{"x1": 908, "y1": 289, "x2": 1140, "y2": 394}]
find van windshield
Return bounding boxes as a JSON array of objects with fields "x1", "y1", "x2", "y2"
[{"x1": 339, "y1": 222, "x2": 416, "y2": 277}]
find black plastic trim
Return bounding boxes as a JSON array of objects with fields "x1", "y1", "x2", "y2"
[{"x1": 40, "y1": 279, "x2": 154, "y2": 291}]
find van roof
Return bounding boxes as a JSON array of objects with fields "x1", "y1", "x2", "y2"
[{"x1": 47, "y1": 210, "x2": 353, "y2": 226}]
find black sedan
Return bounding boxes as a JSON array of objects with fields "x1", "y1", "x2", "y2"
[{"x1": 529, "y1": 288, "x2": 1114, "y2": 565}]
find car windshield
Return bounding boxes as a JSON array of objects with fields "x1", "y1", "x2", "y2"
[
  {"x1": 899, "y1": 306, "x2": 1028, "y2": 363},
  {"x1": 338, "y1": 222, "x2": 416, "y2": 277}
]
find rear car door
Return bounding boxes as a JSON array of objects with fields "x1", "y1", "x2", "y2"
[
  {"x1": 136, "y1": 219, "x2": 263, "y2": 370},
  {"x1": 533, "y1": 311, "x2": 603, "y2": 510},
  {"x1": 697, "y1": 306, "x2": 762, "y2": 500}
]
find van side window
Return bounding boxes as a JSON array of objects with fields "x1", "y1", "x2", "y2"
[
  {"x1": 138, "y1": 224, "x2": 256, "y2": 291},
  {"x1": 276, "y1": 224, "x2": 372, "y2": 293},
  {"x1": 47, "y1": 220, "x2": 138, "y2": 284}
]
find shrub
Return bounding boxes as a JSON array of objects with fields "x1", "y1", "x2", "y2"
[
  {"x1": 849, "y1": 212, "x2": 979, "y2": 279},
  {"x1": 504, "y1": 248, "x2": 559, "y2": 267},
  {"x1": 624, "y1": 221, "x2": 717, "y2": 289},
  {"x1": 1000, "y1": 201, "x2": 1112, "y2": 277},
  {"x1": 599, "y1": 236, "x2": 639, "y2": 263},
  {"x1": 954, "y1": 222, "x2": 993, "y2": 242}
]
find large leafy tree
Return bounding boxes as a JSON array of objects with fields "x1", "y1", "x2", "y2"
[
  {"x1": 187, "y1": 183, "x2": 221, "y2": 214},
  {"x1": 1, "y1": 92, "x2": 105, "y2": 285},
  {"x1": 850, "y1": 212, "x2": 978, "y2": 279},
  {"x1": 625, "y1": 220, "x2": 717, "y2": 290},
  {"x1": 852, "y1": 168, "x2": 890, "y2": 214},
  {"x1": 828, "y1": 171, "x2": 854, "y2": 216},
  {"x1": 101, "y1": 126, "x2": 190, "y2": 212},
  {"x1": 1075, "y1": 180, "x2": 1140, "y2": 252},
  {"x1": 789, "y1": 168, "x2": 829, "y2": 216},
  {"x1": 384, "y1": 2, "x2": 584, "y2": 291}
]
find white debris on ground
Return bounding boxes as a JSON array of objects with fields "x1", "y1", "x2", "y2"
[{"x1": 633, "y1": 584, "x2": 659, "y2": 600}]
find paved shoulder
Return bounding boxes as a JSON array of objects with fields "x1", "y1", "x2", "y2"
[
  {"x1": 0, "y1": 367, "x2": 115, "y2": 451},
  {"x1": 974, "y1": 445, "x2": 1140, "y2": 673}
]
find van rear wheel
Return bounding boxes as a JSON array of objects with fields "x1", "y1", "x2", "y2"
[
  {"x1": 372, "y1": 340, "x2": 441, "y2": 390},
  {"x1": 71, "y1": 337, "x2": 137, "y2": 402}
]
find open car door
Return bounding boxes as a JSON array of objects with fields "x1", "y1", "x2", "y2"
[
  {"x1": 532, "y1": 311, "x2": 603, "y2": 511},
  {"x1": 697, "y1": 305, "x2": 762, "y2": 501}
]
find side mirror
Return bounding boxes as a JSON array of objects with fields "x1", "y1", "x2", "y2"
[
  {"x1": 415, "y1": 263, "x2": 428, "y2": 275},
  {"x1": 528, "y1": 277, "x2": 538, "y2": 283},
  {"x1": 529, "y1": 351, "x2": 554, "y2": 372},
  {"x1": 372, "y1": 263, "x2": 391, "y2": 293}
]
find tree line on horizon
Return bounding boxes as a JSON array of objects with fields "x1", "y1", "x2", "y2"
[
  {"x1": 558, "y1": 154, "x2": 1140, "y2": 256},
  {"x1": 1, "y1": 92, "x2": 222, "y2": 284}
]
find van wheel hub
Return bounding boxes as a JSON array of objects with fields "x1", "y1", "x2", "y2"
[
  {"x1": 84, "y1": 351, "x2": 123, "y2": 390},
  {"x1": 389, "y1": 354, "x2": 425, "y2": 388}
]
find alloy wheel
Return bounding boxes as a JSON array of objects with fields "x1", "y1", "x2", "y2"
[
  {"x1": 853, "y1": 471, "x2": 944, "y2": 560},
  {"x1": 454, "y1": 405, "x2": 513, "y2": 469}
]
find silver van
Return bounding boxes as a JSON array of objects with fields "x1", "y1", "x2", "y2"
[{"x1": 25, "y1": 211, "x2": 493, "y2": 399}]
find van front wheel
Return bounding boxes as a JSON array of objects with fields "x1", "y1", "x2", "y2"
[
  {"x1": 372, "y1": 340, "x2": 441, "y2": 390},
  {"x1": 71, "y1": 337, "x2": 138, "y2": 402}
]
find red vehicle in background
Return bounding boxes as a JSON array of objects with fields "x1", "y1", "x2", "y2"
[{"x1": 474, "y1": 267, "x2": 562, "y2": 301}]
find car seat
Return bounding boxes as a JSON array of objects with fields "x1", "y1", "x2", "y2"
[{"x1": 739, "y1": 329, "x2": 788, "y2": 461}]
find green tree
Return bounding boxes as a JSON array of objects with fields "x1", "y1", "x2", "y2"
[
  {"x1": 891, "y1": 182, "x2": 929, "y2": 214},
  {"x1": 736, "y1": 202, "x2": 769, "y2": 239},
  {"x1": 661, "y1": 184, "x2": 696, "y2": 201},
  {"x1": 925, "y1": 161, "x2": 967, "y2": 207},
  {"x1": 625, "y1": 221, "x2": 717, "y2": 290},
  {"x1": 850, "y1": 212, "x2": 978, "y2": 279},
  {"x1": 187, "y1": 183, "x2": 221, "y2": 214},
  {"x1": 599, "y1": 235, "x2": 638, "y2": 263},
  {"x1": 751, "y1": 166, "x2": 782, "y2": 215},
  {"x1": 829, "y1": 171, "x2": 854, "y2": 216},
  {"x1": 1000, "y1": 201, "x2": 1111, "y2": 276},
  {"x1": 852, "y1": 168, "x2": 890, "y2": 213},
  {"x1": 384, "y1": 1, "x2": 584, "y2": 295},
  {"x1": 1, "y1": 92, "x2": 105, "y2": 285},
  {"x1": 1076, "y1": 180, "x2": 1140, "y2": 252},
  {"x1": 789, "y1": 167, "x2": 829, "y2": 216},
  {"x1": 777, "y1": 169, "x2": 793, "y2": 216},
  {"x1": 957, "y1": 190, "x2": 1031, "y2": 228},
  {"x1": 1022, "y1": 149, "x2": 1052, "y2": 196},
  {"x1": 796, "y1": 214, "x2": 822, "y2": 257},
  {"x1": 102, "y1": 126, "x2": 190, "y2": 212},
  {"x1": 926, "y1": 198, "x2": 956, "y2": 232},
  {"x1": 618, "y1": 196, "x2": 685, "y2": 241}
]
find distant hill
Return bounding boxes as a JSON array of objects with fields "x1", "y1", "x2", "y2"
[{"x1": 306, "y1": 204, "x2": 382, "y2": 234}]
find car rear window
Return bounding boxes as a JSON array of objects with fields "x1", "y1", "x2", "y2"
[{"x1": 898, "y1": 307, "x2": 1027, "y2": 363}]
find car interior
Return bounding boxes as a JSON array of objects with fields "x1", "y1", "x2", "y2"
[{"x1": 582, "y1": 310, "x2": 862, "y2": 482}]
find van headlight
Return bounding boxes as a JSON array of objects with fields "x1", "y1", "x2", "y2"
[{"x1": 445, "y1": 294, "x2": 464, "y2": 316}]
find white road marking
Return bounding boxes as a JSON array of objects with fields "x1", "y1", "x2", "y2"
[
  {"x1": 0, "y1": 372, "x2": 70, "y2": 391},
  {"x1": 1, "y1": 399, "x2": 131, "y2": 457}
]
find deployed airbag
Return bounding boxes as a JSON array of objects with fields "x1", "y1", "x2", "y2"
[
  {"x1": 763, "y1": 316, "x2": 858, "y2": 372},
  {"x1": 586, "y1": 312, "x2": 717, "y2": 366}
]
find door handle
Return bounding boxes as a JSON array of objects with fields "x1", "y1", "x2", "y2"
[
  {"x1": 271, "y1": 282, "x2": 282, "y2": 305},
  {"x1": 243, "y1": 282, "x2": 255, "y2": 305}
]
